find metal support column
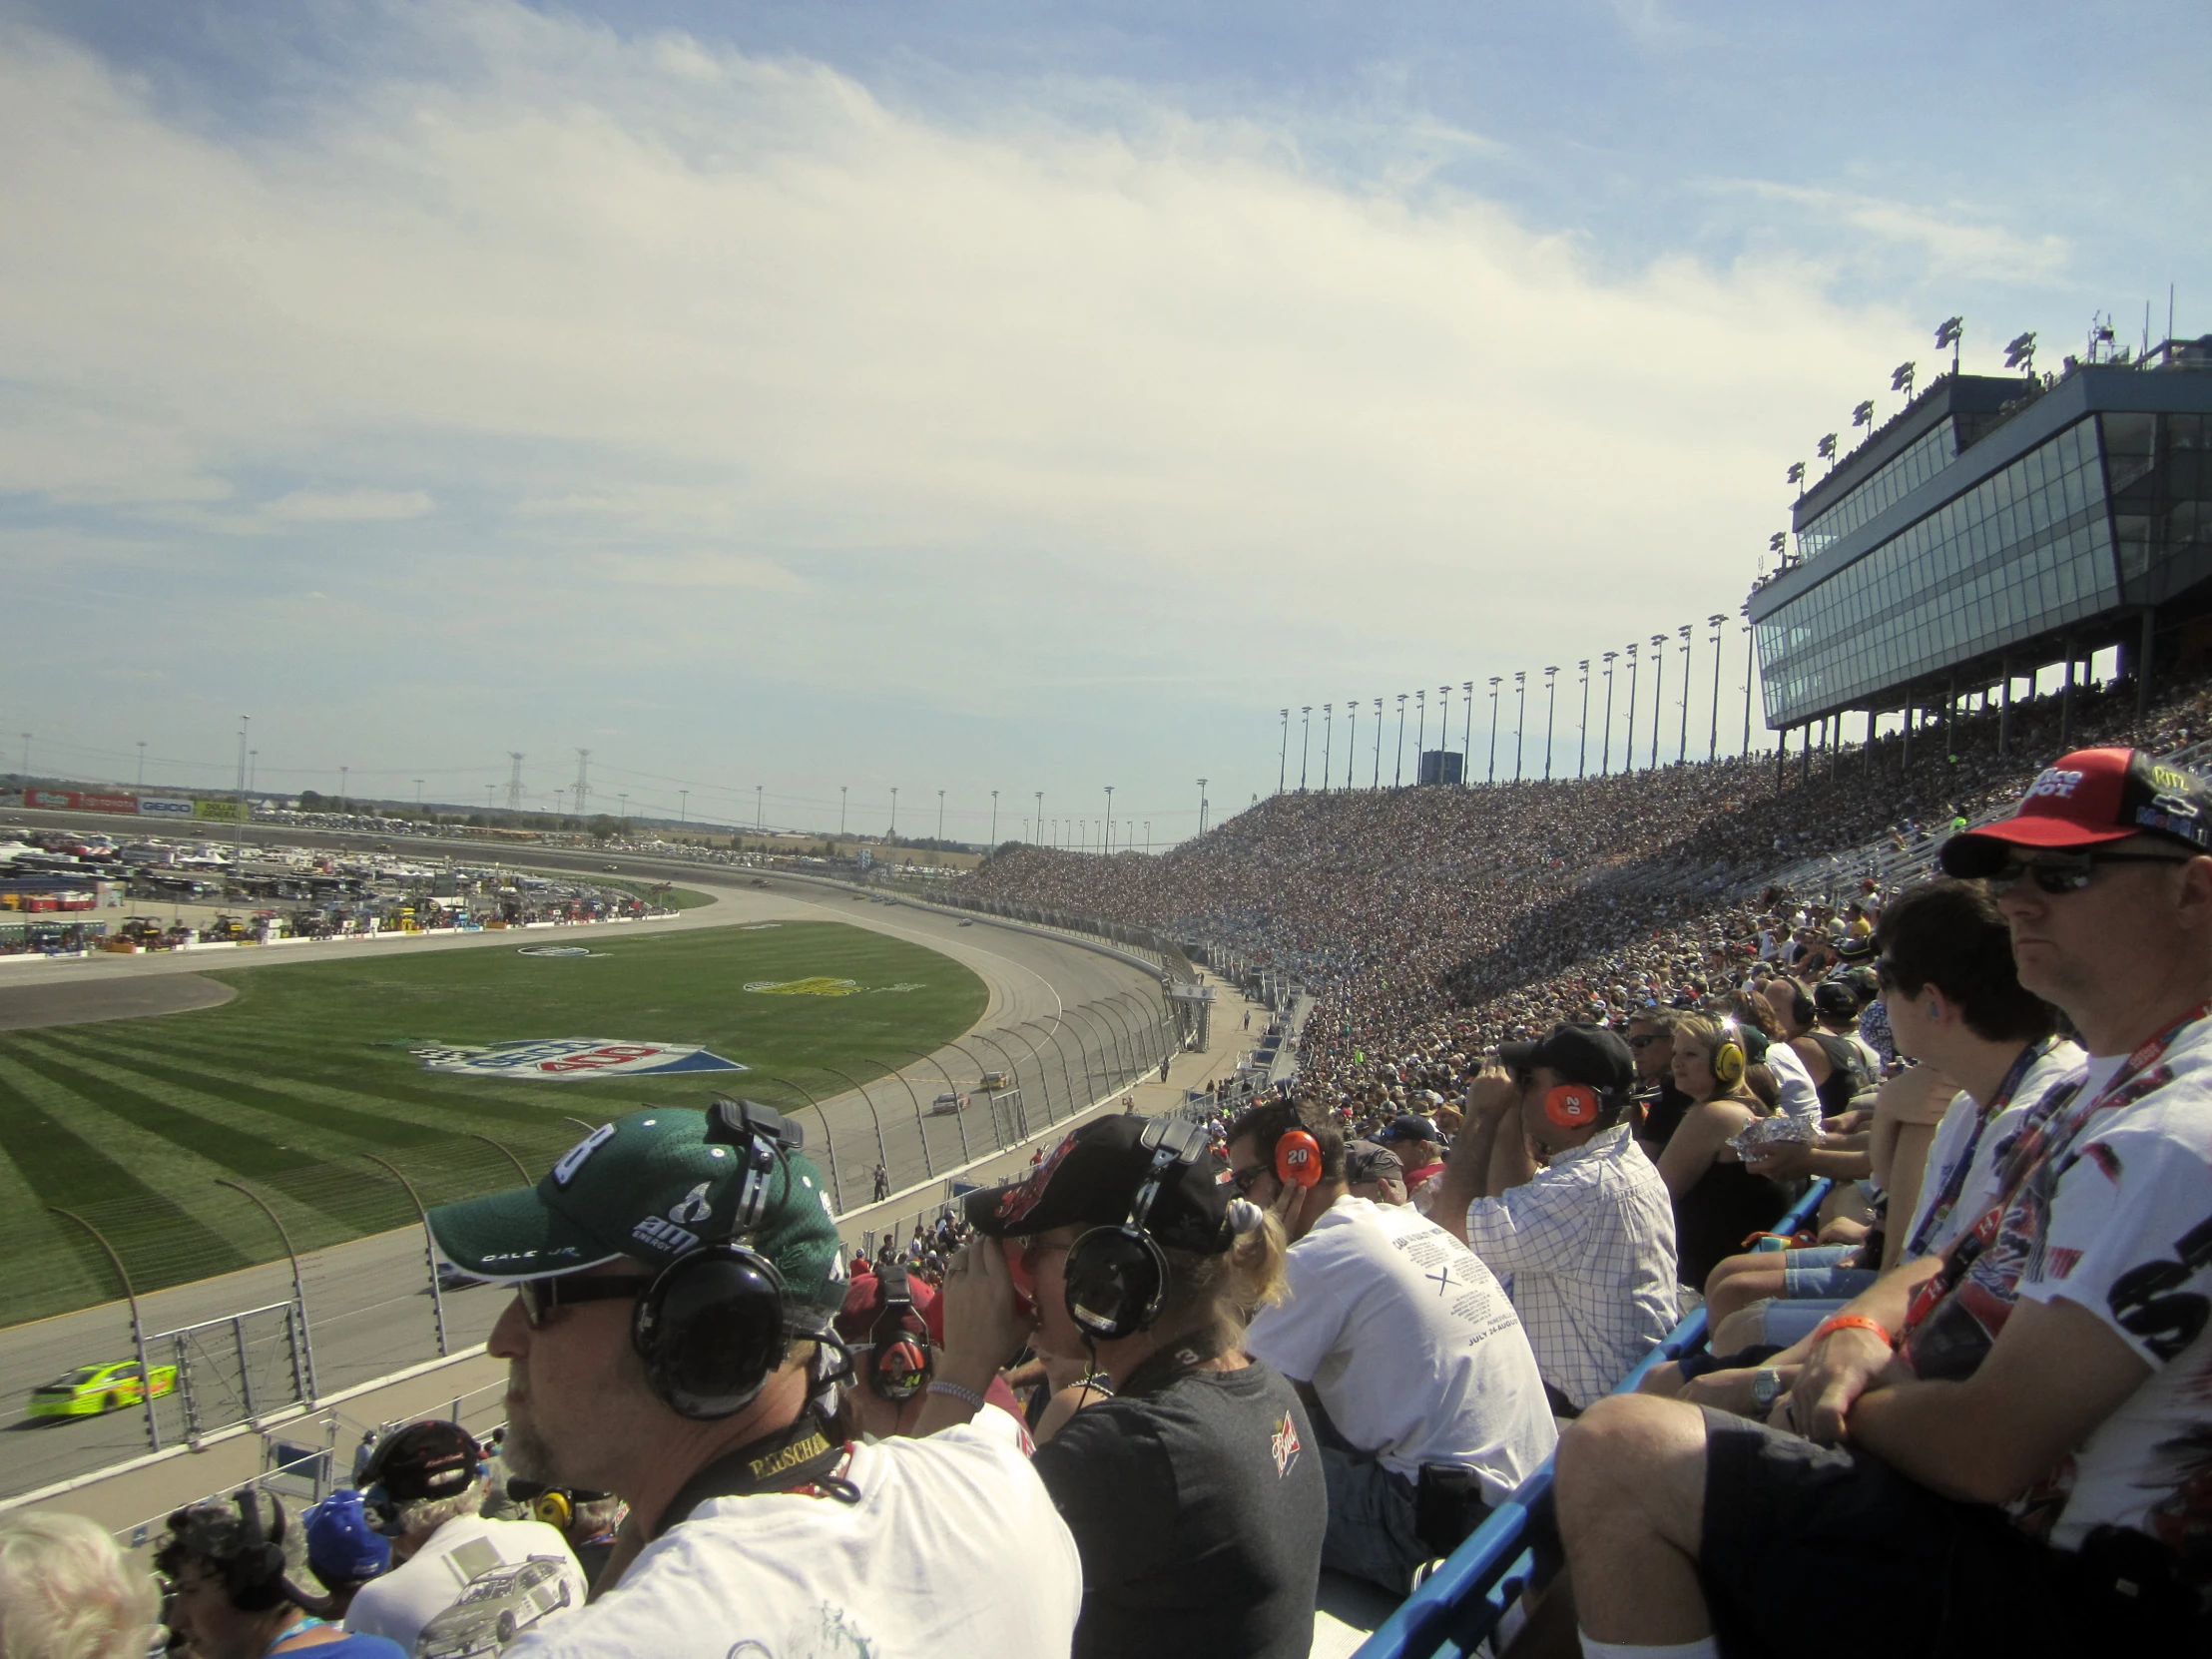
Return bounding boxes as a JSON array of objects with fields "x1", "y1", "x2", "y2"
[
  {"x1": 214, "y1": 1179, "x2": 320, "y2": 1404},
  {"x1": 2139, "y1": 606, "x2": 2158, "y2": 722},
  {"x1": 359, "y1": 1156, "x2": 447, "y2": 1358},
  {"x1": 49, "y1": 1207, "x2": 161, "y2": 1452},
  {"x1": 1999, "y1": 654, "x2": 2011, "y2": 757}
]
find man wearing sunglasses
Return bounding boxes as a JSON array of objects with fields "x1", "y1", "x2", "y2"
[{"x1": 1538, "y1": 748, "x2": 2212, "y2": 1658}]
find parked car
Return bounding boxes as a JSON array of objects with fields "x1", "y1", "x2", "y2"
[
  {"x1": 930, "y1": 1091, "x2": 971, "y2": 1116},
  {"x1": 26, "y1": 1360, "x2": 179, "y2": 1419}
]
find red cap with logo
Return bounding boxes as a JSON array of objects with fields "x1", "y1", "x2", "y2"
[{"x1": 1939, "y1": 748, "x2": 2212, "y2": 876}]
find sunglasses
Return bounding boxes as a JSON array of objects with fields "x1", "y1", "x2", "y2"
[
  {"x1": 517, "y1": 1272, "x2": 657, "y2": 1328},
  {"x1": 1626, "y1": 1034, "x2": 1667, "y2": 1049},
  {"x1": 1228, "y1": 1163, "x2": 1270, "y2": 1195},
  {"x1": 1983, "y1": 849, "x2": 2194, "y2": 896}
]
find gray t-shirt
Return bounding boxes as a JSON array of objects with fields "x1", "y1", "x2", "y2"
[{"x1": 1033, "y1": 1359, "x2": 1324, "y2": 1659}]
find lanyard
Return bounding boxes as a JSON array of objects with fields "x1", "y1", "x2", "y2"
[
  {"x1": 653, "y1": 1412, "x2": 857, "y2": 1538},
  {"x1": 1907, "y1": 1041, "x2": 2051, "y2": 1257},
  {"x1": 266, "y1": 1619, "x2": 325, "y2": 1657}
]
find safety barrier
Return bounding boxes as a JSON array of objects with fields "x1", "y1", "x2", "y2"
[{"x1": 1353, "y1": 1179, "x2": 1835, "y2": 1659}]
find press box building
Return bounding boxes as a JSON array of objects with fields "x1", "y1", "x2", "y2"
[{"x1": 1749, "y1": 337, "x2": 2212, "y2": 749}]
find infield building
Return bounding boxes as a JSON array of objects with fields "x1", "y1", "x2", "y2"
[{"x1": 1749, "y1": 335, "x2": 2212, "y2": 748}]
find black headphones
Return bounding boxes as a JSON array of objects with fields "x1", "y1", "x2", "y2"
[
  {"x1": 1061, "y1": 1118, "x2": 1207, "y2": 1343},
  {"x1": 226, "y1": 1487, "x2": 289, "y2": 1611},
  {"x1": 863, "y1": 1263, "x2": 934, "y2": 1402},
  {"x1": 632, "y1": 1098, "x2": 815, "y2": 1420}
]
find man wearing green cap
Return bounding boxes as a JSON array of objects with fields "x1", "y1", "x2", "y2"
[{"x1": 429, "y1": 1102, "x2": 1080, "y2": 1657}]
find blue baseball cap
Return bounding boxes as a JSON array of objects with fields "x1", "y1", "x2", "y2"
[{"x1": 304, "y1": 1489, "x2": 389, "y2": 1588}]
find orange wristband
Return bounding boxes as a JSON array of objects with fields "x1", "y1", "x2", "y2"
[{"x1": 1812, "y1": 1314, "x2": 1893, "y2": 1349}]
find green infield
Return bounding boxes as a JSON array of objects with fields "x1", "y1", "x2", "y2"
[{"x1": 0, "y1": 921, "x2": 983, "y2": 1328}]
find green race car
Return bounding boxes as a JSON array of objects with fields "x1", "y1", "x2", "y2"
[{"x1": 26, "y1": 1361, "x2": 178, "y2": 1420}]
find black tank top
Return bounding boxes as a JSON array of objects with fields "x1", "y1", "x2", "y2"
[
  {"x1": 1674, "y1": 1157, "x2": 1792, "y2": 1290},
  {"x1": 1808, "y1": 1032, "x2": 1870, "y2": 1116}
]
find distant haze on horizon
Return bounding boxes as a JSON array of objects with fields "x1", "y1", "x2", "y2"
[{"x1": 1, "y1": 0, "x2": 2200, "y2": 844}]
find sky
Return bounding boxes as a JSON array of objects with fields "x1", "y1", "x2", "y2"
[{"x1": 1, "y1": 0, "x2": 2203, "y2": 844}]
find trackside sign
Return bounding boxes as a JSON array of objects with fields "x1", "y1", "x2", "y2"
[{"x1": 411, "y1": 1039, "x2": 748, "y2": 1080}]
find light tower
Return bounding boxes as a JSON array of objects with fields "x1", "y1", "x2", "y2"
[
  {"x1": 1196, "y1": 779, "x2": 1209, "y2": 836},
  {"x1": 573, "y1": 749, "x2": 590, "y2": 817},
  {"x1": 1601, "y1": 652, "x2": 1617, "y2": 774},
  {"x1": 1102, "y1": 787, "x2": 1114, "y2": 853},
  {"x1": 1649, "y1": 635, "x2": 1668, "y2": 770}
]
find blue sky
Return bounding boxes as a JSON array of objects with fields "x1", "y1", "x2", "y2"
[{"x1": 2, "y1": 1, "x2": 2203, "y2": 841}]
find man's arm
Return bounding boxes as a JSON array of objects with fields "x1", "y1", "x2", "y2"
[
  {"x1": 1431, "y1": 1069, "x2": 1518, "y2": 1241},
  {"x1": 1845, "y1": 1296, "x2": 2151, "y2": 1504}
]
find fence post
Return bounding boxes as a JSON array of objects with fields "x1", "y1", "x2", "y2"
[
  {"x1": 49, "y1": 1207, "x2": 161, "y2": 1453},
  {"x1": 214, "y1": 1178, "x2": 319, "y2": 1404},
  {"x1": 874, "y1": 1063, "x2": 937, "y2": 1179},
  {"x1": 467, "y1": 1134, "x2": 533, "y2": 1184},
  {"x1": 896, "y1": 1047, "x2": 973, "y2": 1165},
  {"x1": 821, "y1": 1067, "x2": 892, "y2": 1185},
  {"x1": 761, "y1": 1077, "x2": 844, "y2": 1214},
  {"x1": 359, "y1": 1155, "x2": 448, "y2": 1358}
]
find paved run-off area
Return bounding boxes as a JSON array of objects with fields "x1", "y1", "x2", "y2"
[{"x1": 0, "y1": 919, "x2": 983, "y2": 1328}]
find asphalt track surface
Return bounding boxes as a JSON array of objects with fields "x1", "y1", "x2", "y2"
[{"x1": 0, "y1": 826, "x2": 1162, "y2": 1501}]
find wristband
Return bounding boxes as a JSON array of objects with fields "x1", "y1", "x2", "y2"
[
  {"x1": 925, "y1": 1381, "x2": 986, "y2": 1410},
  {"x1": 1812, "y1": 1314, "x2": 1893, "y2": 1350}
]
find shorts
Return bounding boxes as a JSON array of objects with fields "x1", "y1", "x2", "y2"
[
  {"x1": 1758, "y1": 1298, "x2": 1846, "y2": 1347},
  {"x1": 1696, "y1": 1408, "x2": 2202, "y2": 1657},
  {"x1": 1778, "y1": 1246, "x2": 1874, "y2": 1301}
]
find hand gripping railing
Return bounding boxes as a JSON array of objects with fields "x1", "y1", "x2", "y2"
[{"x1": 1353, "y1": 1179, "x2": 1835, "y2": 1659}]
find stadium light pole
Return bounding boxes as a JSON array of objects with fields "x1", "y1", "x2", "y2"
[
  {"x1": 990, "y1": 791, "x2": 998, "y2": 845},
  {"x1": 1541, "y1": 668, "x2": 1557, "y2": 781},
  {"x1": 1321, "y1": 706, "x2": 1333, "y2": 792},
  {"x1": 1601, "y1": 653, "x2": 1617, "y2": 775},
  {"x1": 1461, "y1": 684, "x2": 1474, "y2": 788},
  {"x1": 1440, "y1": 687, "x2": 1452, "y2": 775},
  {"x1": 1623, "y1": 645, "x2": 1639, "y2": 774},
  {"x1": 1647, "y1": 635, "x2": 1668, "y2": 770},
  {"x1": 1278, "y1": 710, "x2": 1289, "y2": 794},
  {"x1": 757, "y1": 785, "x2": 765, "y2": 833},
  {"x1": 1577, "y1": 661, "x2": 1590, "y2": 779},
  {"x1": 1143, "y1": 820, "x2": 1150, "y2": 852},
  {"x1": 1299, "y1": 707, "x2": 1312, "y2": 791},
  {"x1": 1197, "y1": 780, "x2": 1209, "y2": 835},
  {"x1": 889, "y1": 787, "x2": 897, "y2": 835},
  {"x1": 1372, "y1": 698, "x2": 1383, "y2": 789},
  {"x1": 1345, "y1": 700, "x2": 1359, "y2": 790},
  {"x1": 680, "y1": 789, "x2": 689, "y2": 825},
  {"x1": 839, "y1": 786, "x2": 847, "y2": 836},
  {"x1": 1393, "y1": 695, "x2": 1407, "y2": 787},
  {"x1": 1707, "y1": 614, "x2": 1727, "y2": 761},
  {"x1": 1512, "y1": 672, "x2": 1526, "y2": 783},
  {"x1": 1486, "y1": 679, "x2": 1501, "y2": 782},
  {"x1": 136, "y1": 741, "x2": 145, "y2": 788},
  {"x1": 937, "y1": 789, "x2": 946, "y2": 844},
  {"x1": 1677, "y1": 624, "x2": 1694, "y2": 764},
  {"x1": 1742, "y1": 606, "x2": 1757, "y2": 756},
  {"x1": 1412, "y1": 690, "x2": 1426, "y2": 778},
  {"x1": 1102, "y1": 787, "x2": 1113, "y2": 853},
  {"x1": 1034, "y1": 791, "x2": 1042, "y2": 847}
]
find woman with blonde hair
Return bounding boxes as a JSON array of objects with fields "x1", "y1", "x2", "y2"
[
  {"x1": 1658, "y1": 1013, "x2": 1790, "y2": 1291},
  {"x1": 0, "y1": 1509, "x2": 161, "y2": 1659},
  {"x1": 923, "y1": 1114, "x2": 1322, "y2": 1659}
]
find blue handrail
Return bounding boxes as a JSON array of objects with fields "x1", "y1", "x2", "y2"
[{"x1": 1352, "y1": 1179, "x2": 1834, "y2": 1659}]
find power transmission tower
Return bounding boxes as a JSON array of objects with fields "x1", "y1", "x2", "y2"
[
  {"x1": 507, "y1": 753, "x2": 525, "y2": 812},
  {"x1": 573, "y1": 749, "x2": 590, "y2": 817}
]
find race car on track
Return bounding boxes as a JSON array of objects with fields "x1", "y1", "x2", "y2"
[
  {"x1": 930, "y1": 1091, "x2": 971, "y2": 1116},
  {"x1": 26, "y1": 1361, "x2": 178, "y2": 1419}
]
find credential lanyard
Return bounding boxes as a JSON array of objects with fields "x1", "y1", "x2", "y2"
[
  {"x1": 653, "y1": 1412, "x2": 856, "y2": 1538},
  {"x1": 1907, "y1": 1039, "x2": 2051, "y2": 1257}
]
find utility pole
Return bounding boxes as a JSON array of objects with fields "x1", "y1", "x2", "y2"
[
  {"x1": 757, "y1": 785, "x2": 764, "y2": 833},
  {"x1": 1321, "y1": 705, "x2": 1333, "y2": 791},
  {"x1": 234, "y1": 716, "x2": 249, "y2": 872},
  {"x1": 1707, "y1": 614, "x2": 1727, "y2": 761},
  {"x1": 1345, "y1": 700, "x2": 1358, "y2": 790},
  {"x1": 1372, "y1": 699, "x2": 1383, "y2": 789},
  {"x1": 1299, "y1": 707, "x2": 1312, "y2": 790},
  {"x1": 1487, "y1": 678, "x2": 1501, "y2": 782},
  {"x1": 1542, "y1": 668, "x2": 1558, "y2": 781},
  {"x1": 839, "y1": 786, "x2": 847, "y2": 835},
  {"x1": 1393, "y1": 695, "x2": 1407, "y2": 787},
  {"x1": 990, "y1": 790, "x2": 999, "y2": 844},
  {"x1": 249, "y1": 750, "x2": 257, "y2": 793},
  {"x1": 1197, "y1": 780, "x2": 1209, "y2": 836},
  {"x1": 1461, "y1": 684, "x2": 1474, "y2": 787},
  {"x1": 1601, "y1": 653, "x2": 1617, "y2": 775},
  {"x1": 136, "y1": 741, "x2": 146, "y2": 788},
  {"x1": 1033, "y1": 791, "x2": 1042, "y2": 846},
  {"x1": 573, "y1": 749, "x2": 590, "y2": 817},
  {"x1": 414, "y1": 779, "x2": 424, "y2": 806},
  {"x1": 680, "y1": 789, "x2": 689, "y2": 825},
  {"x1": 1102, "y1": 787, "x2": 1113, "y2": 853},
  {"x1": 1742, "y1": 606, "x2": 1757, "y2": 757},
  {"x1": 619, "y1": 793, "x2": 628, "y2": 825},
  {"x1": 1278, "y1": 710, "x2": 1290, "y2": 795},
  {"x1": 937, "y1": 789, "x2": 946, "y2": 843},
  {"x1": 889, "y1": 788, "x2": 897, "y2": 836},
  {"x1": 1677, "y1": 624, "x2": 1694, "y2": 764}
]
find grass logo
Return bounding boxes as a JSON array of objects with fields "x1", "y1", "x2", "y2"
[
  {"x1": 411, "y1": 1039, "x2": 749, "y2": 1079},
  {"x1": 744, "y1": 978, "x2": 861, "y2": 996},
  {"x1": 516, "y1": 945, "x2": 606, "y2": 957}
]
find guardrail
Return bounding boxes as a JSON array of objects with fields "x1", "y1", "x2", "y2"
[{"x1": 1353, "y1": 1179, "x2": 1835, "y2": 1659}]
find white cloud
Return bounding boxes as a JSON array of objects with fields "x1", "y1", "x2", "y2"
[
  {"x1": 0, "y1": 1, "x2": 1976, "y2": 812},
  {"x1": 1712, "y1": 180, "x2": 2072, "y2": 284}
]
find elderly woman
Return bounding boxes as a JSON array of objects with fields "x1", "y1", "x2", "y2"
[
  {"x1": 1656, "y1": 1013, "x2": 1790, "y2": 1291},
  {"x1": 922, "y1": 1115, "x2": 1323, "y2": 1659},
  {"x1": 0, "y1": 1510, "x2": 161, "y2": 1659}
]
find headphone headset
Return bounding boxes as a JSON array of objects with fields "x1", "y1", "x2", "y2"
[
  {"x1": 1785, "y1": 983, "x2": 1816, "y2": 1029},
  {"x1": 863, "y1": 1263, "x2": 935, "y2": 1403},
  {"x1": 1713, "y1": 1023, "x2": 1747, "y2": 1089},
  {"x1": 631, "y1": 1097, "x2": 812, "y2": 1420},
  {"x1": 1542, "y1": 1083, "x2": 1606, "y2": 1130},
  {"x1": 1275, "y1": 1128, "x2": 1323, "y2": 1188},
  {"x1": 532, "y1": 1489, "x2": 573, "y2": 1530},
  {"x1": 1061, "y1": 1118, "x2": 1207, "y2": 1343},
  {"x1": 225, "y1": 1487, "x2": 289, "y2": 1612}
]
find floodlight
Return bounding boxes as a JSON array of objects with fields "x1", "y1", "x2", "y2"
[
  {"x1": 2004, "y1": 330, "x2": 2036, "y2": 371},
  {"x1": 1935, "y1": 316, "x2": 1962, "y2": 349},
  {"x1": 1786, "y1": 461, "x2": 1806, "y2": 486},
  {"x1": 1892, "y1": 360, "x2": 1916, "y2": 394},
  {"x1": 1769, "y1": 531, "x2": 1787, "y2": 554},
  {"x1": 1817, "y1": 432, "x2": 1839, "y2": 460},
  {"x1": 1852, "y1": 399, "x2": 1874, "y2": 428}
]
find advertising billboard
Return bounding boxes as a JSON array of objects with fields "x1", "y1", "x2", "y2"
[
  {"x1": 192, "y1": 799, "x2": 248, "y2": 823},
  {"x1": 139, "y1": 798, "x2": 196, "y2": 818},
  {"x1": 26, "y1": 790, "x2": 82, "y2": 811},
  {"x1": 79, "y1": 793, "x2": 139, "y2": 815}
]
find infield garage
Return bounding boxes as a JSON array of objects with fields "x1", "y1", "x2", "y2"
[{"x1": 0, "y1": 921, "x2": 986, "y2": 1327}]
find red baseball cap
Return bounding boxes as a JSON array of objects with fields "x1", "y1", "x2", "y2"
[{"x1": 1939, "y1": 749, "x2": 2212, "y2": 876}]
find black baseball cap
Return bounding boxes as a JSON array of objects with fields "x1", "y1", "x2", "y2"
[
  {"x1": 962, "y1": 1116, "x2": 1234, "y2": 1255},
  {"x1": 1497, "y1": 1023, "x2": 1636, "y2": 1096},
  {"x1": 363, "y1": 1420, "x2": 481, "y2": 1504},
  {"x1": 1814, "y1": 980, "x2": 1861, "y2": 1020},
  {"x1": 1345, "y1": 1140, "x2": 1404, "y2": 1186}
]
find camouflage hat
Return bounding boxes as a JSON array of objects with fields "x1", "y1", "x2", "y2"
[{"x1": 427, "y1": 1103, "x2": 844, "y2": 1317}]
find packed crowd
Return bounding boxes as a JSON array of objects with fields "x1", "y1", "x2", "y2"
[{"x1": 3, "y1": 742, "x2": 2210, "y2": 1659}]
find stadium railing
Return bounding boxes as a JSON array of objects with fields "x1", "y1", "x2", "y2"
[{"x1": 1352, "y1": 1178, "x2": 1835, "y2": 1659}]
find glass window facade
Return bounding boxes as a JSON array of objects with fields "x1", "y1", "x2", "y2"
[
  {"x1": 1797, "y1": 420, "x2": 1959, "y2": 560},
  {"x1": 1757, "y1": 417, "x2": 2113, "y2": 726}
]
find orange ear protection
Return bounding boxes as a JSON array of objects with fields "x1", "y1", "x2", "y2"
[
  {"x1": 1276, "y1": 1129, "x2": 1323, "y2": 1188},
  {"x1": 1543, "y1": 1084, "x2": 1604, "y2": 1130}
]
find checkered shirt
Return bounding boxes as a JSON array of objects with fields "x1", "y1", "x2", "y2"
[{"x1": 1461, "y1": 1123, "x2": 1680, "y2": 1409}]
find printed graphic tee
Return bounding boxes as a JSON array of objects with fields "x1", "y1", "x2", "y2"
[
  {"x1": 1900, "y1": 1041, "x2": 2085, "y2": 1260},
  {"x1": 503, "y1": 1417, "x2": 1081, "y2": 1659},
  {"x1": 1033, "y1": 1361, "x2": 1324, "y2": 1659},
  {"x1": 1900, "y1": 1013, "x2": 2212, "y2": 1590},
  {"x1": 345, "y1": 1515, "x2": 587, "y2": 1655},
  {"x1": 1248, "y1": 1196, "x2": 1558, "y2": 1485}
]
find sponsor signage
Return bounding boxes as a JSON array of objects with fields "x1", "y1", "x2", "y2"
[
  {"x1": 27, "y1": 790, "x2": 81, "y2": 811},
  {"x1": 23, "y1": 790, "x2": 140, "y2": 815},
  {"x1": 80, "y1": 793, "x2": 138, "y2": 815},
  {"x1": 744, "y1": 977, "x2": 861, "y2": 996},
  {"x1": 412, "y1": 1038, "x2": 749, "y2": 1080},
  {"x1": 193, "y1": 799, "x2": 247, "y2": 823},
  {"x1": 139, "y1": 798, "x2": 196, "y2": 818}
]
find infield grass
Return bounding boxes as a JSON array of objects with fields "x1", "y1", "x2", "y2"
[{"x1": 0, "y1": 920, "x2": 983, "y2": 1327}]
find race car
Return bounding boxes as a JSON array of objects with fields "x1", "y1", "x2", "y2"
[
  {"x1": 26, "y1": 1360, "x2": 178, "y2": 1419},
  {"x1": 930, "y1": 1091, "x2": 971, "y2": 1116}
]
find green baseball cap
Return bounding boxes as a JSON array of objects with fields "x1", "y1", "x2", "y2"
[{"x1": 427, "y1": 1103, "x2": 845, "y2": 1318}]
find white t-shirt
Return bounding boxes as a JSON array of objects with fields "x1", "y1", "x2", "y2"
[
  {"x1": 346, "y1": 1514, "x2": 587, "y2": 1655},
  {"x1": 1899, "y1": 1015, "x2": 2212, "y2": 1564},
  {"x1": 1764, "y1": 1042, "x2": 1823, "y2": 1124},
  {"x1": 503, "y1": 1419, "x2": 1080, "y2": 1659},
  {"x1": 1901, "y1": 1041, "x2": 2085, "y2": 1259},
  {"x1": 1244, "y1": 1196, "x2": 1556, "y2": 1497}
]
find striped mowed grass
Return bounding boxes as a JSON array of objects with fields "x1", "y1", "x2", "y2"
[{"x1": 0, "y1": 920, "x2": 983, "y2": 1328}]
